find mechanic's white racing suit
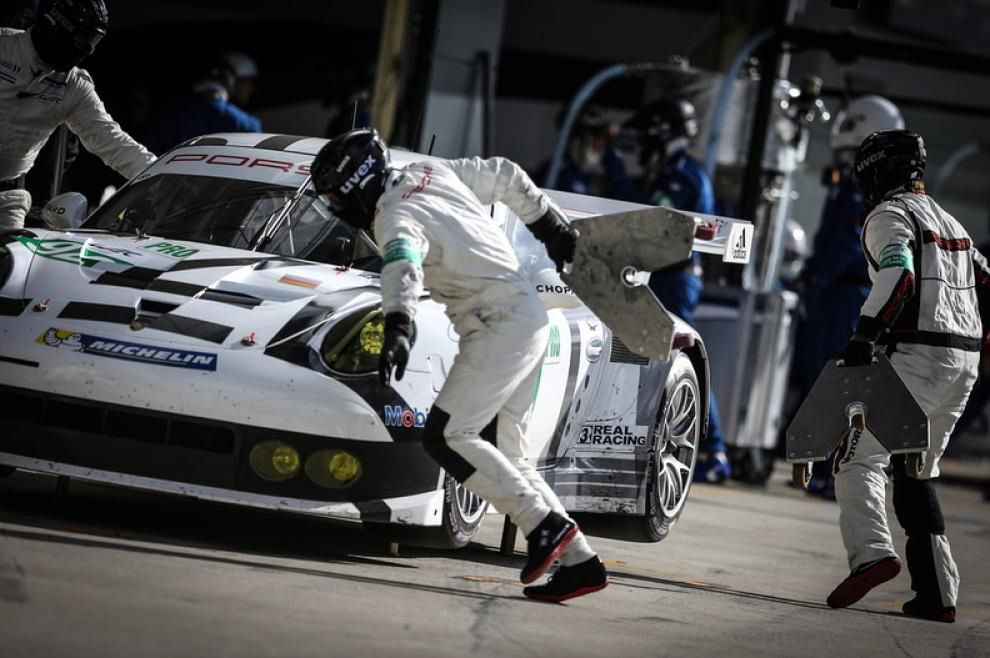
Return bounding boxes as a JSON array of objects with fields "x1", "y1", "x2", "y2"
[
  {"x1": 0, "y1": 28, "x2": 155, "y2": 231},
  {"x1": 834, "y1": 191, "x2": 990, "y2": 609},
  {"x1": 374, "y1": 156, "x2": 595, "y2": 564}
]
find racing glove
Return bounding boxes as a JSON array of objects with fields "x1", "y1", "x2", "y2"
[
  {"x1": 527, "y1": 206, "x2": 577, "y2": 273},
  {"x1": 379, "y1": 312, "x2": 412, "y2": 387},
  {"x1": 836, "y1": 336, "x2": 875, "y2": 367}
]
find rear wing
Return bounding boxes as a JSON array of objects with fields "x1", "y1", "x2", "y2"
[{"x1": 545, "y1": 189, "x2": 754, "y2": 265}]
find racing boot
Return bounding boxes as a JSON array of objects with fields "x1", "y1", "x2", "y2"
[
  {"x1": 523, "y1": 556, "x2": 609, "y2": 603},
  {"x1": 902, "y1": 597, "x2": 956, "y2": 623},
  {"x1": 826, "y1": 556, "x2": 902, "y2": 608},
  {"x1": 520, "y1": 511, "x2": 578, "y2": 584},
  {"x1": 693, "y1": 451, "x2": 731, "y2": 484}
]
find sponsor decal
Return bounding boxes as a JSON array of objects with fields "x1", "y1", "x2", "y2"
[
  {"x1": 578, "y1": 424, "x2": 648, "y2": 446},
  {"x1": 545, "y1": 325, "x2": 561, "y2": 364},
  {"x1": 536, "y1": 283, "x2": 573, "y2": 295},
  {"x1": 839, "y1": 426, "x2": 864, "y2": 466},
  {"x1": 723, "y1": 223, "x2": 754, "y2": 264},
  {"x1": 383, "y1": 405, "x2": 429, "y2": 428},
  {"x1": 163, "y1": 153, "x2": 311, "y2": 177},
  {"x1": 878, "y1": 243, "x2": 913, "y2": 270},
  {"x1": 141, "y1": 241, "x2": 199, "y2": 259},
  {"x1": 401, "y1": 164, "x2": 433, "y2": 200},
  {"x1": 13, "y1": 236, "x2": 135, "y2": 267},
  {"x1": 340, "y1": 155, "x2": 378, "y2": 194},
  {"x1": 855, "y1": 150, "x2": 885, "y2": 172},
  {"x1": 278, "y1": 274, "x2": 321, "y2": 289},
  {"x1": 37, "y1": 328, "x2": 218, "y2": 371}
]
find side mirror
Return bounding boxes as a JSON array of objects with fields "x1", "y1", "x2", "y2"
[{"x1": 42, "y1": 192, "x2": 89, "y2": 229}]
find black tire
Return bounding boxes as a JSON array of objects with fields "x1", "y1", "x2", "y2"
[
  {"x1": 0, "y1": 465, "x2": 15, "y2": 477},
  {"x1": 363, "y1": 475, "x2": 488, "y2": 549},
  {"x1": 906, "y1": 452, "x2": 925, "y2": 479},
  {"x1": 792, "y1": 462, "x2": 811, "y2": 489},
  {"x1": 640, "y1": 352, "x2": 701, "y2": 542}
]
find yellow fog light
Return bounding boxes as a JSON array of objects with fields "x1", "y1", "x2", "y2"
[
  {"x1": 359, "y1": 319, "x2": 384, "y2": 356},
  {"x1": 305, "y1": 449, "x2": 363, "y2": 488},
  {"x1": 249, "y1": 441, "x2": 301, "y2": 482}
]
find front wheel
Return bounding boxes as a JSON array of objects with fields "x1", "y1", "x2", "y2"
[
  {"x1": 641, "y1": 352, "x2": 701, "y2": 541},
  {"x1": 364, "y1": 475, "x2": 488, "y2": 549}
]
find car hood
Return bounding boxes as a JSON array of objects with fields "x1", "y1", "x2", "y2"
[{"x1": 11, "y1": 229, "x2": 382, "y2": 348}]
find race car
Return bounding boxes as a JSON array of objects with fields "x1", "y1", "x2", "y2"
[{"x1": 0, "y1": 133, "x2": 751, "y2": 548}]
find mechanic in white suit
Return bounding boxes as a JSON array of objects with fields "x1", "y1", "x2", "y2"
[
  {"x1": 827, "y1": 129, "x2": 990, "y2": 623},
  {"x1": 311, "y1": 128, "x2": 608, "y2": 603},
  {"x1": 0, "y1": 0, "x2": 155, "y2": 232}
]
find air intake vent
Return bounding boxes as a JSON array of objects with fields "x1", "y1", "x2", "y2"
[{"x1": 609, "y1": 336, "x2": 649, "y2": 365}]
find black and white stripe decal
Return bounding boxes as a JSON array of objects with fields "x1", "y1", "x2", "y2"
[
  {"x1": 255, "y1": 135, "x2": 308, "y2": 151},
  {"x1": 0, "y1": 297, "x2": 29, "y2": 316},
  {"x1": 59, "y1": 302, "x2": 133, "y2": 324},
  {"x1": 147, "y1": 314, "x2": 233, "y2": 344}
]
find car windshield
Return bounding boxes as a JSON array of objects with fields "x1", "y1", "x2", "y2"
[{"x1": 85, "y1": 174, "x2": 381, "y2": 269}]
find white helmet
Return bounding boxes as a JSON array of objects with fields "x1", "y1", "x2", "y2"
[{"x1": 829, "y1": 95, "x2": 903, "y2": 151}]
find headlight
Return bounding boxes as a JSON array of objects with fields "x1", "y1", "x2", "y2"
[
  {"x1": 321, "y1": 307, "x2": 415, "y2": 375},
  {"x1": 249, "y1": 441, "x2": 301, "y2": 481},
  {"x1": 305, "y1": 449, "x2": 363, "y2": 488}
]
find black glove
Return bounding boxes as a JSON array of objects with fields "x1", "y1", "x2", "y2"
[
  {"x1": 836, "y1": 337, "x2": 875, "y2": 367},
  {"x1": 379, "y1": 312, "x2": 412, "y2": 387},
  {"x1": 527, "y1": 207, "x2": 577, "y2": 272}
]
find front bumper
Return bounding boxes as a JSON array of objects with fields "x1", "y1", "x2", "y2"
[{"x1": 0, "y1": 384, "x2": 445, "y2": 524}]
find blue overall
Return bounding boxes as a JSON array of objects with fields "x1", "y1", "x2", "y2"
[
  {"x1": 794, "y1": 166, "x2": 871, "y2": 497},
  {"x1": 645, "y1": 150, "x2": 725, "y2": 456},
  {"x1": 145, "y1": 96, "x2": 262, "y2": 155}
]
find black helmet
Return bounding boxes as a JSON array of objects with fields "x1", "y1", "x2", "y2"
[
  {"x1": 31, "y1": 0, "x2": 108, "y2": 72},
  {"x1": 311, "y1": 128, "x2": 390, "y2": 230},
  {"x1": 854, "y1": 129, "x2": 926, "y2": 210},
  {"x1": 627, "y1": 98, "x2": 698, "y2": 143}
]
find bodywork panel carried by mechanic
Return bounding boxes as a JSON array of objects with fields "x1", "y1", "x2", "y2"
[{"x1": 0, "y1": 133, "x2": 752, "y2": 539}]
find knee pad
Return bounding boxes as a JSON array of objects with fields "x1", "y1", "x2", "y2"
[
  {"x1": 421, "y1": 408, "x2": 499, "y2": 483},
  {"x1": 892, "y1": 455, "x2": 945, "y2": 535}
]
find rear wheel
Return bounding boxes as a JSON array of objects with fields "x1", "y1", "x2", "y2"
[
  {"x1": 640, "y1": 353, "x2": 702, "y2": 542},
  {"x1": 364, "y1": 476, "x2": 488, "y2": 549}
]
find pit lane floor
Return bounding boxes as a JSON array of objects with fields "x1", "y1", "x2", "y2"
[{"x1": 0, "y1": 467, "x2": 987, "y2": 658}]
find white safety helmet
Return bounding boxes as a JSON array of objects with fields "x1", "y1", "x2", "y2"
[{"x1": 829, "y1": 95, "x2": 903, "y2": 151}]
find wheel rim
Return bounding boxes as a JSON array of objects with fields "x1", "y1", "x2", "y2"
[
  {"x1": 653, "y1": 377, "x2": 700, "y2": 518},
  {"x1": 453, "y1": 480, "x2": 487, "y2": 524}
]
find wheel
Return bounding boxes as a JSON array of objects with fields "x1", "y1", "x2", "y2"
[
  {"x1": 363, "y1": 475, "x2": 488, "y2": 549},
  {"x1": 906, "y1": 452, "x2": 925, "y2": 479},
  {"x1": 792, "y1": 462, "x2": 811, "y2": 489},
  {"x1": 0, "y1": 465, "x2": 15, "y2": 477},
  {"x1": 605, "y1": 352, "x2": 701, "y2": 543}
]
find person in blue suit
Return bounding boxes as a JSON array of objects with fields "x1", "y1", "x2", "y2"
[
  {"x1": 629, "y1": 98, "x2": 729, "y2": 483},
  {"x1": 144, "y1": 57, "x2": 262, "y2": 155},
  {"x1": 794, "y1": 95, "x2": 904, "y2": 499},
  {"x1": 546, "y1": 107, "x2": 639, "y2": 202}
]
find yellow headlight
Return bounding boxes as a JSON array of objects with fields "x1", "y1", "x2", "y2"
[
  {"x1": 329, "y1": 451, "x2": 361, "y2": 482},
  {"x1": 249, "y1": 441, "x2": 301, "y2": 482},
  {"x1": 305, "y1": 450, "x2": 363, "y2": 488},
  {"x1": 359, "y1": 320, "x2": 384, "y2": 355}
]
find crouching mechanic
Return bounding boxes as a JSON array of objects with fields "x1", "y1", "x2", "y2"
[
  {"x1": 311, "y1": 128, "x2": 608, "y2": 602},
  {"x1": 1, "y1": 0, "x2": 155, "y2": 231},
  {"x1": 826, "y1": 129, "x2": 990, "y2": 623}
]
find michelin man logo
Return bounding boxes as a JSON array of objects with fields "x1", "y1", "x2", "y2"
[{"x1": 40, "y1": 328, "x2": 83, "y2": 350}]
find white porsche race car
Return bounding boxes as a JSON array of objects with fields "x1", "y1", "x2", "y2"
[{"x1": 0, "y1": 133, "x2": 751, "y2": 548}]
